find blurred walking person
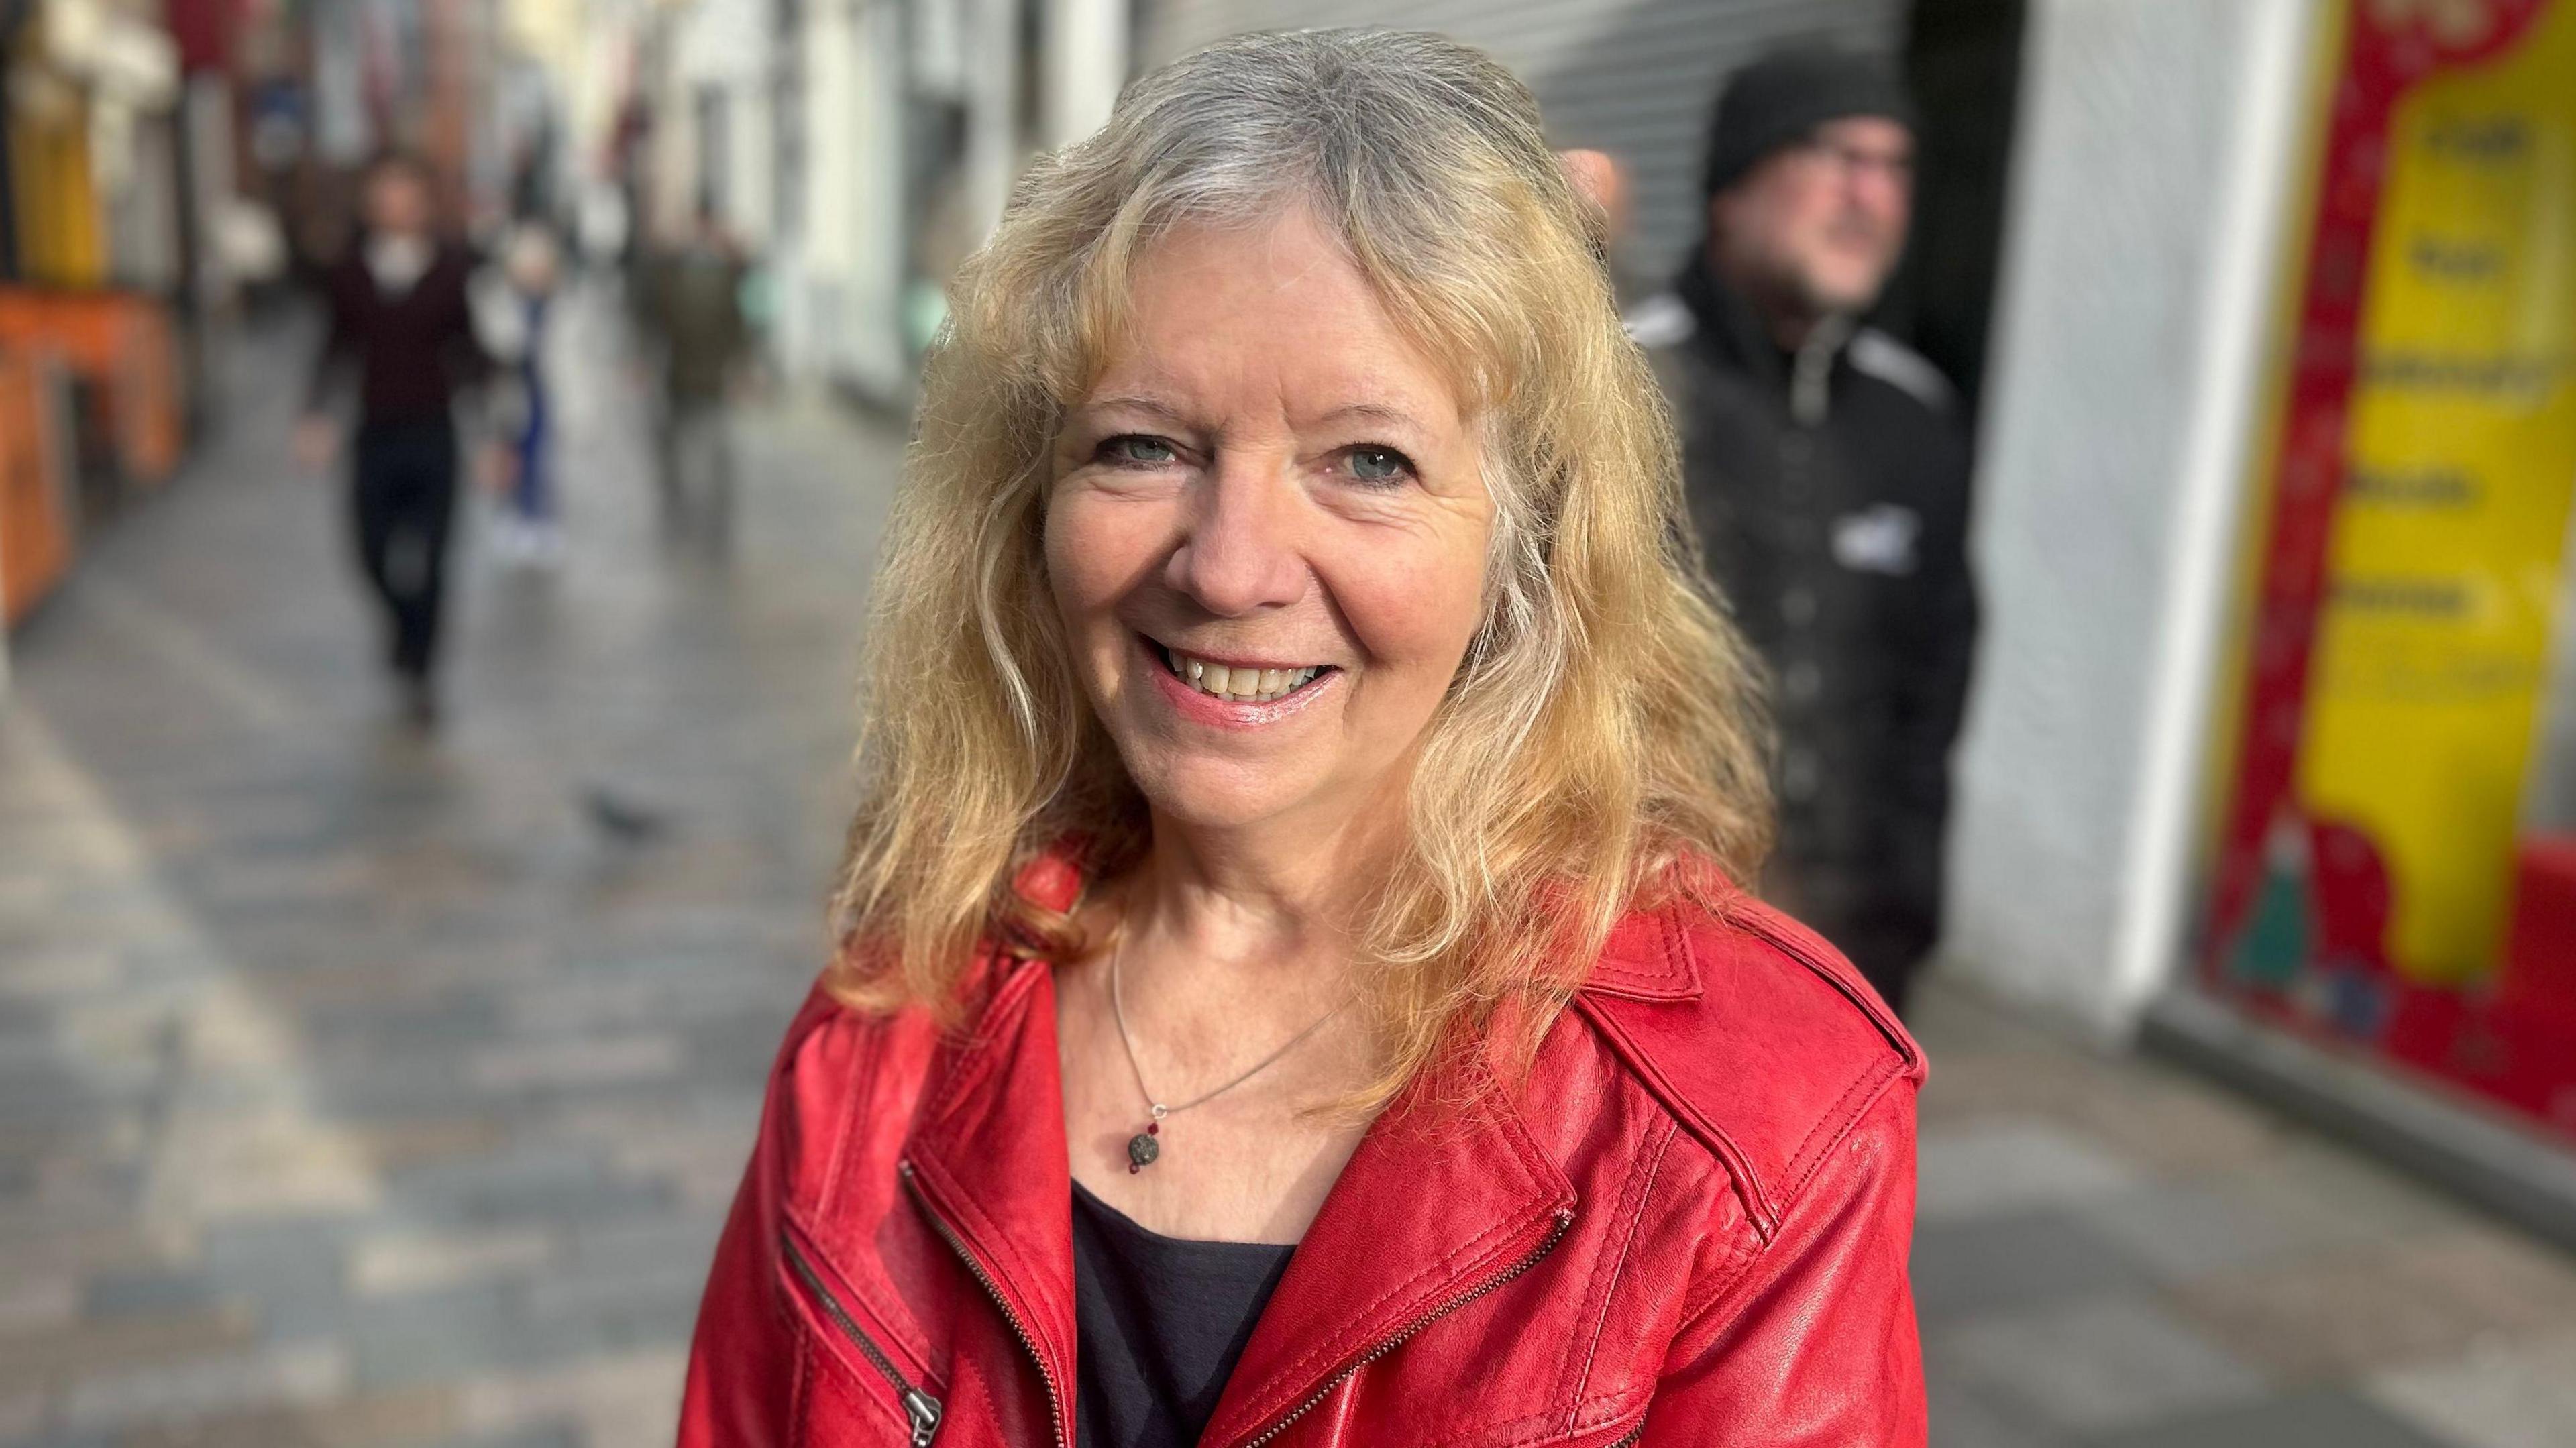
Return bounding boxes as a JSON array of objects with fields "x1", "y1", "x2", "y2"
[
  {"x1": 482, "y1": 221, "x2": 566, "y2": 567},
  {"x1": 1631, "y1": 49, "x2": 1978, "y2": 1015},
  {"x1": 638, "y1": 204, "x2": 751, "y2": 546},
  {"x1": 297, "y1": 154, "x2": 493, "y2": 726}
]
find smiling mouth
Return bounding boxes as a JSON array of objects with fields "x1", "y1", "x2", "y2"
[{"x1": 1152, "y1": 639, "x2": 1337, "y2": 704}]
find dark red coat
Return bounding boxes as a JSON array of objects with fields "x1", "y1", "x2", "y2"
[{"x1": 679, "y1": 865, "x2": 1927, "y2": 1447}]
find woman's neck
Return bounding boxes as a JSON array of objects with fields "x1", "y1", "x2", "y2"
[{"x1": 1115, "y1": 801, "x2": 1395, "y2": 1007}]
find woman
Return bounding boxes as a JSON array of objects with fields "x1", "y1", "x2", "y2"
[{"x1": 682, "y1": 29, "x2": 1925, "y2": 1448}]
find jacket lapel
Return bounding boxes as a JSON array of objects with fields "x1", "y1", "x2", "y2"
[
  {"x1": 1197, "y1": 1070, "x2": 1578, "y2": 1447},
  {"x1": 897, "y1": 838, "x2": 1606, "y2": 1447},
  {"x1": 898, "y1": 957, "x2": 1081, "y2": 1435}
]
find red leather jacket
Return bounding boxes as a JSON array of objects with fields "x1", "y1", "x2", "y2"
[{"x1": 680, "y1": 873, "x2": 1927, "y2": 1447}]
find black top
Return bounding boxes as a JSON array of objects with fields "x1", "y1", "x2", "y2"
[
  {"x1": 306, "y1": 241, "x2": 490, "y2": 427},
  {"x1": 1071, "y1": 1181, "x2": 1295, "y2": 1448}
]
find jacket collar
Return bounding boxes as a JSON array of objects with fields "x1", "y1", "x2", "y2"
[
  {"x1": 898, "y1": 956, "x2": 1081, "y2": 1418},
  {"x1": 1582, "y1": 906, "x2": 1707, "y2": 1001},
  {"x1": 1674, "y1": 252, "x2": 1792, "y2": 389},
  {"x1": 898, "y1": 958, "x2": 1578, "y2": 1445},
  {"x1": 898, "y1": 850, "x2": 1662, "y2": 1443},
  {"x1": 1673, "y1": 253, "x2": 1868, "y2": 412}
]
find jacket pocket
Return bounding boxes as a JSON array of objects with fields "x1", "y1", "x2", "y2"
[{"x1": 777, "y1": 1223, "x2": 944, "y2": 1445}]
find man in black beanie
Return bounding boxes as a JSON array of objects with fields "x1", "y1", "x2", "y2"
[{"x1": 1629, "y1": 47, "x2": 1978, "y2": 1016}]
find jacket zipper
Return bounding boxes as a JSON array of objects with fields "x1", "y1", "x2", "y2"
[
  {"x1": 1605, "y1": 1423, "x2": 1644, "y2": 1447},
  {"x1": 1238, "y1": 1205, "x2": 1576, "y2": 1448},
  {"x1": 899, "y1": 1160, "x2": 1071, "y2": 1448},
  {"x1": 779, "y1": 1229, "x2": 943, "y2": 1446}
]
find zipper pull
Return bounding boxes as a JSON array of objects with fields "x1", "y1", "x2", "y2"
[{"x1": 903, "y1": 1386, "x2": 941, "y2": 1445}]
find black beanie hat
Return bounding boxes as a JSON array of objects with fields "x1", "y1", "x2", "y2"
[{"x1": 1701, "y1": 47, "x2": 1919, "y2": 199}]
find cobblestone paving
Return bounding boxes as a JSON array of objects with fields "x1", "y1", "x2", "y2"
[
  {"x1": 2, "y1": 291, "x2": 890, "y2": 1447},
  {"x1": 6, "y1": 292, "x2": 2576, "y2": 1447}
]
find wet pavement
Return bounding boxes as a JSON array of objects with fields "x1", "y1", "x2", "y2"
[{"x1": 3, "y1": 289, "x2": 2575, "y2": 1446}]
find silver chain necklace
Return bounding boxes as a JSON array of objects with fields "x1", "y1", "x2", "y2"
[{"x1": 1108, "y1": 926, "x2": 1353, "y2": 1173}]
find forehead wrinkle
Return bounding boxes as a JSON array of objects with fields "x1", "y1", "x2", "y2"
[
  {"x1": 1089, "y1": 225, "x2": 1467, "y2": 443},
  {"x1": 1310, "y1": 401, "x2": 1431, "y2": 433},
  {"x1": 1073, "y1": 393, "x2": 1194, "y2": 426}
]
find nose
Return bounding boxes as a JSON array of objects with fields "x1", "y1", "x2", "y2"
[
  {"x1": 1845, "y1": 160, "x2": 1910, "y2": 230},
  {"x1": 1163, "y1": 452, "x2": 1308, "y2": 617}
]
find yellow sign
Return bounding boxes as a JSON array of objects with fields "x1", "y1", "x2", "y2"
[{"x1": 2300, "y1": 0, "x2": 2576, "y2": 981}]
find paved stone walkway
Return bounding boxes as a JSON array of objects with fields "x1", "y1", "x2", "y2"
[
  {"x1": 3, "y1": 291, "x2": 2573, "y2": 1446},
  {"x1": 2, "y1": 291, "x2": 889, "y2": 1447},
  {"x1": 1911, "y1": 989, "x2": 2576, "y2": 1447}
]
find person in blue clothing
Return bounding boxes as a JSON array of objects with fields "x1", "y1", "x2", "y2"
[{"x1": 488, "y1": 222, "x2": 566, "y2": 567}]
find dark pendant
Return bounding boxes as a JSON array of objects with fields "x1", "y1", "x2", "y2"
[{"x1": 1126, "y1": 1131, "x2": 1160, "y2": 1171}]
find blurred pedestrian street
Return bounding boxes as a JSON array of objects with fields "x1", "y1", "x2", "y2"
[
  {"x1": 0, "y1": 289, "x2": 900, "y2": 1448},
  {"x1": 3, "y1": 294, "x2": 2575, "y2": 1448}
]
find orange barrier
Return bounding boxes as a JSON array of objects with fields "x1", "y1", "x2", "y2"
[
  {"x1": 0, "y1": 288, "x2": 183, "y2": 489},
  {"x1": 0, "y1": 351, "x2": 74, "y2": 625}
]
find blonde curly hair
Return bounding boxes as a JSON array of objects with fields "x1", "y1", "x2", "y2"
[{"x1": 829, "y1": 28, "x2": 1773, "y2": 1109}]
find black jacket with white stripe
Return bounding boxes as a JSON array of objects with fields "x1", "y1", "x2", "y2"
[{"x1": 1631, "y1": 258, "x2": 1978, "y2": 983}]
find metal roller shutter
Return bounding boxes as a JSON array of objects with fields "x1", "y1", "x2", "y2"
[{"x1": 1142, "y1": 0, "x2": 1909, "y2": 278}]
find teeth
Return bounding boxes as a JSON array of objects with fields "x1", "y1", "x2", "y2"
[{"x1": 1161, "y1": 647, "x2": 1323, "y2": 704}]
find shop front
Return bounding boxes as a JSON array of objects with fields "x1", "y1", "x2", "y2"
[
  {"x1": 0, "y1": 0, "x2": 182, "y2": 635},
  {"x1": 2186, "y1": 0, "x2": 2576, "y2": 1195}
]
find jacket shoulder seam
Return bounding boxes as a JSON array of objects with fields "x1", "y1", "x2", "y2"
[
  {"x1": 1725, "y1": 911, "x2": 1924, "y2": 1076},
  {"x1": 1570, "y1": 913, "x2": 1921, "y2": 1239},
  {"x1": 1572, "y1": 997, "x2": 1780, "y2": 1235},
  {"x1": 1778, "y1": 1050, "x2": 1912, "y2": 1210},
  {"x1": 1668, "y1": 1070, "x2": 1895, "y2": 1337},
  {"x1": 1674, "y1": 1068, "x2": 1916, "y2": 1336}
]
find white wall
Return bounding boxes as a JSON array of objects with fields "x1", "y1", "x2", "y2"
[
  {"x1": 962, "y1": 0, "x2": 1020, "y2": 245},
  {"x1": 1943, "y1": 0, "x2": 2318, "y2": 1032},
  {"x1": 777, "y1": 0, "x2": 908, "y2": 397},
  {"x1": 1042, "y1": 0, "x2": 1128, "y2": 148},
  {"x1": 666, "y1": 0, "x2": 776, "y2": 245}
]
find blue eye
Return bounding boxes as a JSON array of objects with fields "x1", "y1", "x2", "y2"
[
  {"x1": 1103, "y1": 435, "x2": 1177, "y2": 466},
  {"x1": 1346, "y1": 446, "x2": 1413, "y2": 483}
]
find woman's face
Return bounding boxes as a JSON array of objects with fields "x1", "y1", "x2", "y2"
[{"x1": 1045, "y1": 207, "x2": 1493, "y2": 836}]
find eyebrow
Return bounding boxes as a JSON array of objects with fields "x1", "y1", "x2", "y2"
[{"x1": 1069, "y1": 396, "x2": 1430, "y2": 437}]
